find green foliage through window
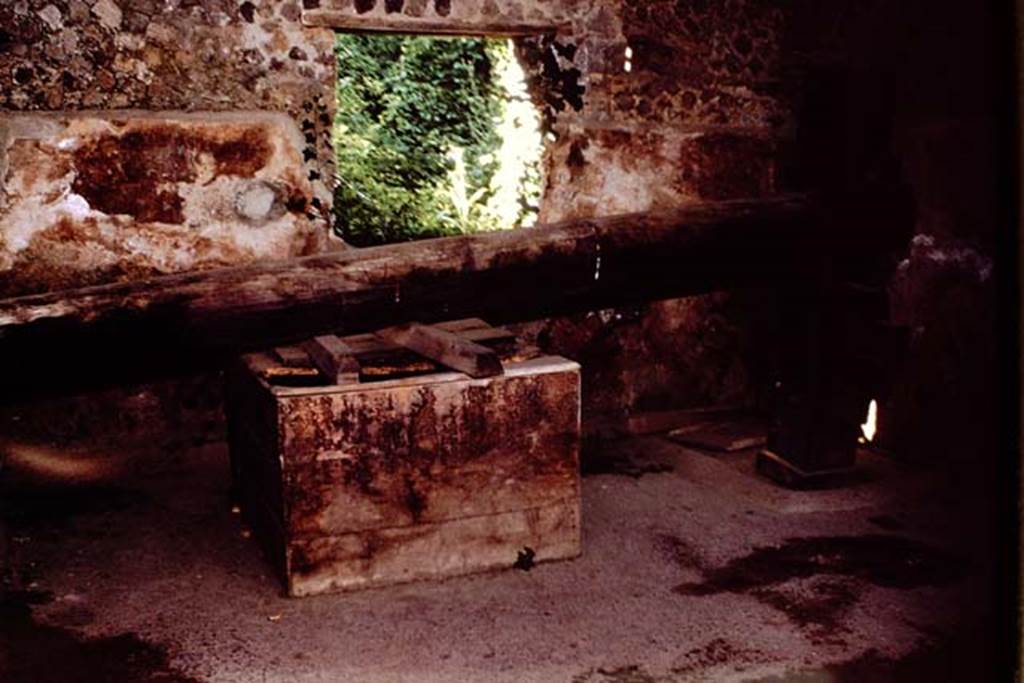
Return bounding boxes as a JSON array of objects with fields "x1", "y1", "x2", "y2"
[{"x1": 333, "y1": 34, "x2": 544, "y2": 246}]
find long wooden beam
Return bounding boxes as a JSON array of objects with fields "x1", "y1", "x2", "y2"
[
  {"x1": 302, "y1": 11, "x2": 572, "y2": 37},
  {"x1": 0, "y1": 196, "x2": 819, "y2": 399}
]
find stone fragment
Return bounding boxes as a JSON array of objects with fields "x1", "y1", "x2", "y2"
[
  {"x1": 45, "y1": 87, "x2": 63, "y2": 109},
  {"x1": 144, "y1": 22, "x2": 175, "y2": 43},
  {"x1": 236, "y1": 182, "x2": 281, "y2": 223},
  {"x1": 92, "y1": 0, "x2": 123, "y2": 30},
  {"x1": 37, "y1": 4, "x2": 63, "y2": 30},
  {"x1": 279, "y1": 2, "x2": 301, "y2": 21},
  {"x1": 403, "y1": 0, "x2": 427, "y2": 16},
  {"x1": 95, "y1": 69, "x2": 116, "y2": 91},
  {"x1": 125, "y1": 10, "x2": 149, "y2": 33},
  {"x1": 68, "y1": 0, "x2": 90, "y2": 23}
]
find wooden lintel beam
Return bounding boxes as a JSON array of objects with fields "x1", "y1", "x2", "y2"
[
  {"x1": 0, "y1": 196, "x2": 819, "y2": 399},
  {"x1": 302, "y1": 10, "x2": 571, "y2": 37}
]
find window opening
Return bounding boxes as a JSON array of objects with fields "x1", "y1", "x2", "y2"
[{"x1": 333, "y1": 34, "x2": 545, "y2": 246}]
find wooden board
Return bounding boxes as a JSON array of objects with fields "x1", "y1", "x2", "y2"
[
  {"x1": 301, "y1": 10, "x2": 572, "y2": 37},
  {"x1": 625, "y1": 406, "x2": 749, "y2": 435},
  {"x1": 300, "y1": 335, "x2": 360, "y2": 385},
  {"x1": 341, "y1": 319, "x2": 516, "y2": 361},
  {"x1": 258, "y1": 319, "x2": 517, "y2": 387},
  {"x1": 375, "y1": 323, "x2": 503, "y2": 379},
  {"x1": 666, "y1": 418, "x2": 768, "y2": 452},
  {"x1": 274, "y1": 346, "x2": 312, "y2": 367}
]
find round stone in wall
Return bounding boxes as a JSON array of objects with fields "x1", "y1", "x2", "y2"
[{"x1": 235, "y1": 181, "x2": 284, "y2": 224}]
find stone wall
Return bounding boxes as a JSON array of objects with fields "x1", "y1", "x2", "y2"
[
  {"x1": 1, "y1": 0, "x2": 338, "y2": 294},
  {"x1": 2, "y1": 0, "x2": 999, "y2": 466},
  {"x1": 524, "y1": 0, "x2": 792, "y2": 425},
  {"x1": 541, "y1": 0, "x2": 788, "y2": 220},
  {"x1": 1, "y1": 0, "x2": 800, "y2": 453}
]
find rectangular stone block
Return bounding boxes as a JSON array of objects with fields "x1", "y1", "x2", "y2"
[{"x1": 227, "y1": 342, "x2": 582, "y2": 597}]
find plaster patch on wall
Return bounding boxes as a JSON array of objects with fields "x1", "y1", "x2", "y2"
[
  {"x1": 0, "y1": 111, "x2": 325, "y2": 297},
  {"x1": 541, "y1": 128, "x2": 777, "y2": 222}
]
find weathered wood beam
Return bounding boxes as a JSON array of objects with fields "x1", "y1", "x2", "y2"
[
  {"x1": 301, "y1": 10, "x2": 571, "y2": 37},
  {"x1": 0, "y1": 196, "x2": 818, "y2": 399},
  {"x1": 301, "y1": 335, "x2": 361, "y2": 385},
  {"x1": 274, "y1": 345, "x2": 312, "y2": 367},
  {"x1": 376, "y1": 323, "x2": 503, "y2": 379}
]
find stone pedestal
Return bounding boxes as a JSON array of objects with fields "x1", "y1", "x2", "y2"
[{"x1": 226, "y1": 321, "x2": 581, "y2": 596}]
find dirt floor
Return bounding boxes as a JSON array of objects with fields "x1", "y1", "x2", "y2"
[{"x1": 0, "y1": 432, "x2": 1002, "y2": 682}]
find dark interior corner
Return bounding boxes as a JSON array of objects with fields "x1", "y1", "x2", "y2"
[{"x1": 0, "y1": 0, "x2": 1020, "y2": 680}]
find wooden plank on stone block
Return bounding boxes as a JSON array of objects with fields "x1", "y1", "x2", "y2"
[
  {"x1": 274, "y1": 345, "x2": 312, "y2": 367},
  {"x1": 343, "y1": 324, "x2": 516, "y2": 358},
  {"x1": 300, "y1": 335, "x2": 361, "y2": 385},
  {"x1": 341, "y1": 317, "x2": 494, "y2": 352},
  {"x1": 376, "y1": 323, "x2": 503, "y2": 379},
  {"x1": 435, "y1": 318, "x2": 491, "y2": 333},
  {"x1": 454, "y1": 325, "x2": 517, "y2": 348}
]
